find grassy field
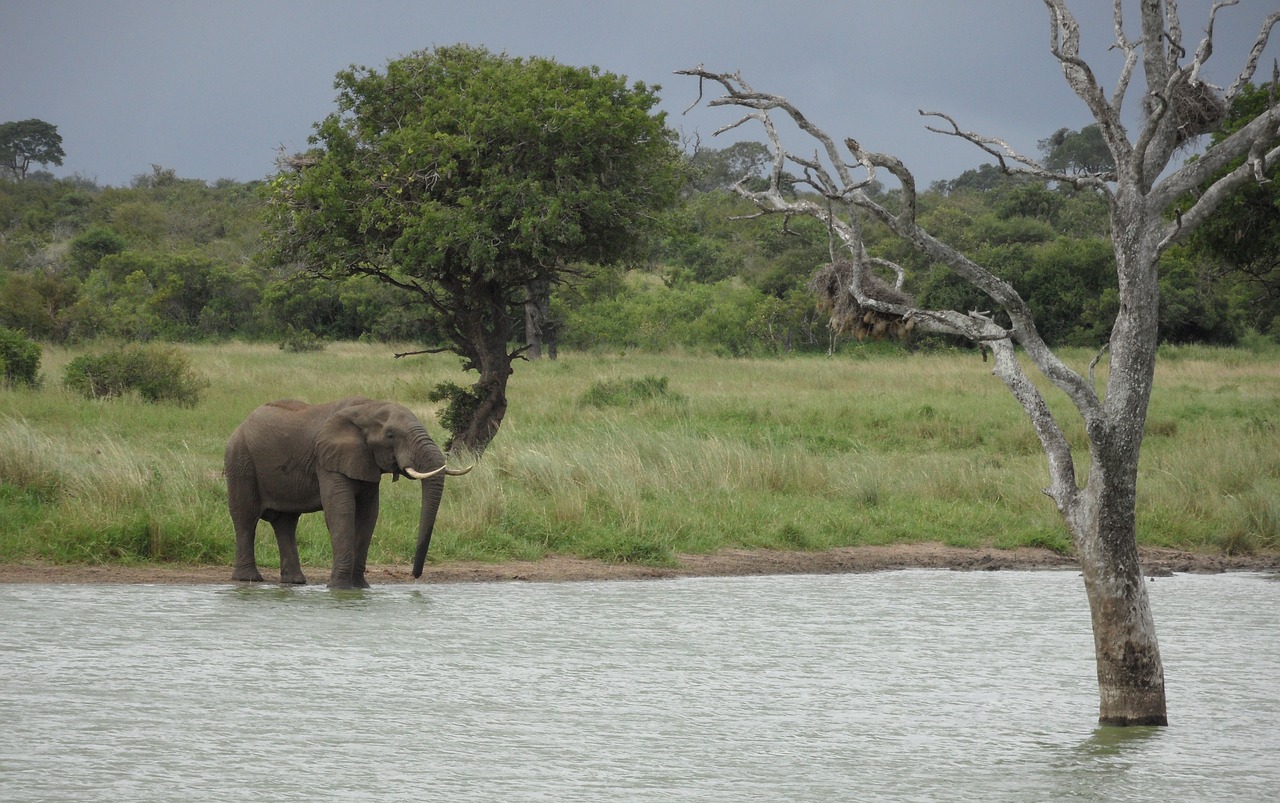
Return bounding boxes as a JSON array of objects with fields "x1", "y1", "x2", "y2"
[{"x1": 1, "y1": 341, "x2": 1278, "y2": 569}]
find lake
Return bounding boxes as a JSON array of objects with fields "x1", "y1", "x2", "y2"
[{"x1": 1, "y1": 570, "x2": 1276, "y2": 801}]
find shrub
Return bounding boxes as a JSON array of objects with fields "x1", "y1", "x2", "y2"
[
  {"x1": 63, "y1": 344, "x2": 208, "y2": 406},
  {"x1": 278, "y1": 327, "x2": 327, "y2": 353},
  {"x1": 579, "y1": 376, "x2": 682, "y2": 408},
  {"x1": 67, "y1": 225, "x2": 126, "y2": 275},
  {"x1": 0, "y1": 326, "x2": 41, "y2": 388},
  {"x1": 426, "y1": 381, "x2": 483, "y2": 443}
]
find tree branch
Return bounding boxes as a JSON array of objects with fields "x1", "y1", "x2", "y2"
[
  {"x1": 919, "y1": 109, "x2": 1114, "y2": 188},
  {"x1": 1108, "y1": 0, "x2": 1141, "y2": 110},
  {"x1": 1149, "y1": 104, "x2": 1280, "y2": 231},
  {"x1": 677, "y1": 64, "x2": 1106, "y2": 435},
  {"x1": 1225, "y1": 10, "x2": 1280, "y2": 101},
  {"x1": 1044, "y1": 0, "x2": 1134, "y2": 173},
  {"x1": 393, "y1": 347, "x2": 452, "y2": 359},
  {"x1": 1157, "y1": 140, "x2": 1280, "y2": 251}
]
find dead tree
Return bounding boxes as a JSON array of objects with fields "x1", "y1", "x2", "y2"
[{"x1": 680, "y1": 0, "x2": 1279, "y2": 726}]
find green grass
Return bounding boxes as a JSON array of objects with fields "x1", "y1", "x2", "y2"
[{"x1": 1, "y1": 341, "x2": 1278, "y2": 569}]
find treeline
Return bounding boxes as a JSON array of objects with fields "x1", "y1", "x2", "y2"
[
  {"x1": 0, "y1": 166, "x2": 425, "y2": 344},
  {"x1": 1, "y1": 145, "x2": 1275, "y2": 354}
]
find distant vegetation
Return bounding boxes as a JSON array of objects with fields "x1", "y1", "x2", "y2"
[{"x1": 2, "y1": 117, "x2": 1276, "y2": 358}]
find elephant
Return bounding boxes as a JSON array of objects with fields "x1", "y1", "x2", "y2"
[{"x1": 224, "y1": 397, "x2": 470, "y2": 589}]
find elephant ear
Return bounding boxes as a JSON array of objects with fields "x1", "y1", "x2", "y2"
[{"x1": 315, "y1": 411, "x2": 382, "y2": 482}]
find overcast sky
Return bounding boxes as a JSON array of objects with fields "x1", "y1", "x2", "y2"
[{"x1": 5, "y1": 1, "x2": 1277, "y2": 188}]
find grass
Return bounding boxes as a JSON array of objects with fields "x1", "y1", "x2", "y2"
[{"x1": 1, "y1": 341, "x2": 1277, "y2": 569}]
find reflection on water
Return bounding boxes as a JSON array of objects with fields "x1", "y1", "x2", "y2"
[
  {"x1": 1, "y1": 571, "x2": 1276, "y2": 802},
  {"x1": 1080, "y1": 725, "x2": 1164, "y2": 757}
]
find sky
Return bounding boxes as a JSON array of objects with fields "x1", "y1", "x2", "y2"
[{"x1": 4, "y1": 1, "x2": 1278, "y2": 189}]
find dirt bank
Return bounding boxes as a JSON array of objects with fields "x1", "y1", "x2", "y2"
[{"x1": 2, "y1": 543, "x2": 1277, "y2": 585}]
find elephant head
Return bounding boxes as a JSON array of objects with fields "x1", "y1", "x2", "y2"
[{"x1": 315, "y1": 398, "x2": 471, "y2": 577}]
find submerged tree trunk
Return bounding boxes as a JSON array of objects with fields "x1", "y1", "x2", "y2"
[
  {"x1": 1074, "y1": 495, "x2": 1168, "y2": 725},
  {"x1": 1071, "y1": 413, "x2": 1168, "y2": 725},
  {"x1": 1069, "y1": 218, "x2": 1167, "y2": 725}
]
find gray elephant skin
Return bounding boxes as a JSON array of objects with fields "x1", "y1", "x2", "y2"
[{"x1": 225, "y1": 397, "x2": 467, "y2": 588}]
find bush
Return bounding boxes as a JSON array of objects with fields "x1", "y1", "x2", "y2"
[
  {"x1": 579, "y1": 376, "x2": 682, "y2": 408},
  {"x1": 278, "y1": 327, "x2": 327, "y2": 353},
  {"x1": 63, "y1": 344, "x2": 208, "y2": 406},
  {"x1": 426, "y1": 380, "x2": 483, "y2": 443},
  {"x1": 0, "y1": 326, "x2": 41, "y2": 388}
]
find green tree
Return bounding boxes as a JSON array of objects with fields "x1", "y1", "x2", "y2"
[
  {"x1": 687, "y1": 141, "x2": 772, "y2": 192},
  {"x1": 68, "y1": 225, "x2": 126, "y2": 275},
  {"x1": 0, "y1": 272, "x2": 79, "y2": 340},
  {"x1": 1038, "y1": 123, "x2": 1114, "y2": 175},
  {"x1": 1156, "y1": 248, "x2": 1241, "y2": 343},
  {"x1": 1183, "y1": 83, "x2": 1280, "y2": 336},
  {"x1": 266, "y1": 45, "x2": 684, "y2": 453},
  {"x1": 0, "y1": 119, "x2": 65, "y2": 181}
]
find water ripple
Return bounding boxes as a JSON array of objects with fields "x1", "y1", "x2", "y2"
[{"x1": 1, "y1": 571, "x2": 1276, "y2": 801}]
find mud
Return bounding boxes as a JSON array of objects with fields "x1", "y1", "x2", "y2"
[{"x1": 2, "y1": 544, "x2": 1276, "y2": 585}]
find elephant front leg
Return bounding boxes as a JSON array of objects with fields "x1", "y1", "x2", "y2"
[
  {"x1": 269, "y1": 512, "x2": 307, "y2": 585},
  {"x1": 319, "y1": 472, "x2": 365, "y2": 589},
  {"x1": 352, "y1": 484, "x2": 379, "y2": 589}
]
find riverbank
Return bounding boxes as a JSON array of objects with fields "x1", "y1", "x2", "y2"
[{"x1": 3, "y1": 543, "x2": 1277, "y2": 585}]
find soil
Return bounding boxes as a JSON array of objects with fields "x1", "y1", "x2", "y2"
[{"x1": 2, "y1": 544, "x2": 1277, "y2": 585}]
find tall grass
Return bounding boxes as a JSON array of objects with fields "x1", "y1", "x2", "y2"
[{"x1": 1, "y1": 341, "x2": 1277, "y2": 567}]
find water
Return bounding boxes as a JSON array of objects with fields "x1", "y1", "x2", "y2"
[{"x1": 1, "y1": 570, "x2": 1276, "y2": 802}]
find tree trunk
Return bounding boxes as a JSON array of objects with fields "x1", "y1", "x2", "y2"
[
  {"x1": 448, "y1": 296, "x2": 515, "y2": 456},
  {"x1": 1069, "y1": 450, "x2": 1167, "y2": 725},
  {"x1": 1069, "y1": 213, "x2": 1167, "y2": 725},
  {"x1": 524, "y1": 278, "x2": 552, "y2": 360},
  {"x1": 449, "y1": 367, "x2": 510, "y2": 455},
  {"x1": 1074, "y1": 497, "x2": 1168, "y2": 725}
]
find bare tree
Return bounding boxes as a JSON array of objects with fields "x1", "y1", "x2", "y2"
[{"x1": 680, "y1": 0, "x2": 1279, "y2": 726}]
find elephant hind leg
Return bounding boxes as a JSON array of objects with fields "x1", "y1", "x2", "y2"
[
  {"x1": 230, "y1": 522, "x2": 264, "y2": 582},
  {"x1": 228, "y1": 482, "x2": 265, "y2": 583},
  {"x1": 231, "y1": 546, "x2": 264, "y2": 582},
  {"x1": 227, "y1": 458, "x2": 264, "y2": 584},
  {"x1": 270, "y1": 512, "x2": 307, "y2": 585}
]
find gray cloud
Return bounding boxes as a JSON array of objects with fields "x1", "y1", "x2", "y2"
[{"x1": 4, "y1": 1, "x2": 1276, "y2": 187}]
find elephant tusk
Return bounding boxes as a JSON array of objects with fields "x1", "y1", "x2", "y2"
[
  {"x1": 444, "y1": 464, "x2": 474, "y2": 476},
  {"x1": 403, "y1": 465, "x2": 447, "y2": 480}
]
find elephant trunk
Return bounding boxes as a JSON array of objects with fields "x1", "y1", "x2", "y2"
[{"x1": 408, "y1": 435, "x2": 448, "y2": 579}]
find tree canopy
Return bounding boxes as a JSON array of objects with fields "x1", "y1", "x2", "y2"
[
  {"x1": 1038, "y1": 124, "x2": 1114, "y2": 175},
  {"x1": 0, "y1": 119, "x2": 65, "y2": 181},
  {"x1": 266, "y1": 44, "x2": 684, "y2": 452}
]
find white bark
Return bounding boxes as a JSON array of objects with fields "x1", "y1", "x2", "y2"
[{"x1": 679, "y1": 0, "x2": 1278, "y2": 726}]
